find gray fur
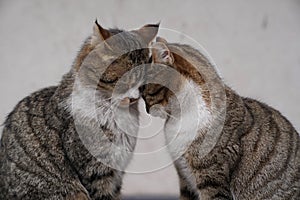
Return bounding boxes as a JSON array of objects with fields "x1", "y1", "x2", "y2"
[
  {"x1": 142, "y1": 42, "x2": 300, "y2": 200},
  {"x1": 0, "y1": 22, "x2": 158, "y2": 200}
]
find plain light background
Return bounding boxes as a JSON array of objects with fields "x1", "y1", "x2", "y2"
[{"x1": 0, "y1": 0, "x2": 299, "y2": 197}]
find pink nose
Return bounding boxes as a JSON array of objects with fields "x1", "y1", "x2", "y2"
[{"x1": 120, "y1": 97, "x2": 130, "y2": 106}]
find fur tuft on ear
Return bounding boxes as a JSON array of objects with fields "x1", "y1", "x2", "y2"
[
  {"x1": 151, "y1": 41, "x2": 174, "y2": 65},
  {"x1": 156, "y1": 36, "x2": 168, "y2": 44},
  {"x1": 91, "y1": 19, "x2": 111, "y2": 45},
  {"x1": 135, "y1": 22, "x2": 160, "y2": 44}
]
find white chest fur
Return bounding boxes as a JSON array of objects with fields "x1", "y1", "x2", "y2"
[
  {"x1": 64, "y1": 79, "x2": 139, "y2": 170},
  {"x1": 164, "y1": 79, "x2": 212, "y2": 156},
  {"x1": 165, "y1": 79, "x2": 212, "y2": 197}
]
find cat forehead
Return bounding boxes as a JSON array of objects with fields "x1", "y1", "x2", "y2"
[
  {"x1": 151, "y1": 42, "x2": 169, "y2": 50},
  {"x1": 91, "y1": 35, "x2": 148, "y2": 63},
  {"x1": 106, "y1": 31, "x2": 146, "y2": 49}
]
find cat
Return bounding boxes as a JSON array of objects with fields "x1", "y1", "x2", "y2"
[
  {"x1": 0, "y1": 20, "x2": 159, "y2": 200},
  {"x1": 141, "y1": 37, "x2": 300, "y2": 200}
]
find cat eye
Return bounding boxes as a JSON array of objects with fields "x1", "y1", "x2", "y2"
[
  {"x1": 147, "y1": 86, "x2": 164, "y2": 96},
  {"x1": 99, "y1": 77, "x2": 117, "y2": 84}
]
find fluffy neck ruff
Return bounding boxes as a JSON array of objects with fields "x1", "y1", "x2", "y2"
[
  {"x1": 63, "y1": 79, "x2": 140, "y2": 169},
  {"x1": 149, "y1": 79, "x2": 212, "y2": 132},
  {"x1": 65, "y1": 78, "x2": 140, "y2": 134},
  {"x1": 160, "y1": 79, "x2": 213, "y2": 156}
]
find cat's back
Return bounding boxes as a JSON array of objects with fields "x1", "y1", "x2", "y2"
[
  {"x1": 0, "y1": 86, "x2": 76, "y2": 199},
  {"x1": 232, "y1": 97, "x2": 300, "y2": 199},
  {"x1": 1, "y1": 86, "x2": 58, "y2": 141}
]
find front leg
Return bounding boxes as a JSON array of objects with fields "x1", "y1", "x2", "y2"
[
  {"x1": 174, "y1": 158, "x2": 200, "y2": 200},
  {"x1": 196, "y1": 171, "x2": 233, "y2": 200},
  {"x1": 63, "y1": 127, "x2": 125, "y2": 200},
  {"x1": 198, "y1": 187, "x2": 233, "y2": 200},
  {"x1": 178, "y1": 168, "x2": 233, "y2": 200},
  {"x1": 66, "y1": 192, "x2": 90, "y2": 200},
  {"x1": 187, "y1": 150, "x2": 236, "y2": 200},
  {"x1": 178, "y1": 176, "x2": 199, "y2": 200},
  {"x1": 81, "y1": 164, "x2": 123, "y2": 200}
]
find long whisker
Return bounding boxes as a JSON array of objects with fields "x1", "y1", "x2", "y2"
[
  {"x1": 95, "y1": 96, "x2": 113, "y2": 102},
  {"x1": 165, "y1": 112, "x2": 178, "y2": 120},
  {"x1": 156, "y1": 108, "x2": 178, "y2": 120}
]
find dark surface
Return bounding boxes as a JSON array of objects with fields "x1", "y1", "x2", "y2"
[{"x1": 123, "y1": 196, "x2": 177, "y2": 200}]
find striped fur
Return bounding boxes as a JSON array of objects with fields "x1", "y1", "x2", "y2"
[
  {"x1": 0, "y1": 22, "x2": 159, "y2": 200},
  {"x1": 142, "y1": 39, "x2": 300, "y2": 199}
]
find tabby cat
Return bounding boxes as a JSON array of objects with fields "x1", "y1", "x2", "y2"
[
  {"x1": 142, "y1": 37, "x2": 300, "y2": 199},
  {"x1": 0, "y1": 21, "x2": 159, "y2": 200}
]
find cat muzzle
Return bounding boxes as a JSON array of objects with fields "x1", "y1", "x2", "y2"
[{"x1": 148, "y1": 104, "x2": 168, "y2": 119}]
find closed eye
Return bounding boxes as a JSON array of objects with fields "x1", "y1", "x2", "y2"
[
  {"x1": 147, "y1": 86, "x2": 164, "y2": 96},
  {"x1": 99, "y1": 77, "x2": 117, "y2": 84}
]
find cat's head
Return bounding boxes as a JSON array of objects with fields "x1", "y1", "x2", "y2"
[
  {"x1": 74, "y1": 20, "x2": 159, "y2": 107},
  {"x1": 141, "y1": 37, "x2": 211, "y2": 117}
]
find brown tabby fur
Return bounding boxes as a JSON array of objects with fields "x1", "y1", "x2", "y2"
[
  {"x1": 142, "y1": 38, "x2": 300, "y2": 199},
  {"x1": 0, "y1": 21, "x2": 158, "y2": 200}
]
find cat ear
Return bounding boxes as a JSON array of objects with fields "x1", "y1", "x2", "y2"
[
  {"x1": 91, "y1": 20, "x2": 111, "y2": 45},
  {"x1": 135, "y1": 23, "x2": 160, "y2": 44},
  {"x1": 152, "y1": 42, "x2": 174, "y2": 65},
  {"x1": 156, "y1": 36, "x2": 168, "y2": 44}
]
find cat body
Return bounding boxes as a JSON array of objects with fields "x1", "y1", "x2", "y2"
[
  {"x1": 0, "y1": 21, "x2": 159, "y2": 199},
  {"x1": 142, "y1": 38, "x2": 300, "y2": 199}
]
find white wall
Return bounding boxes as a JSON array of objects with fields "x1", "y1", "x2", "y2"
[{"x1": 0, "y1": 0, "x2": 299, "y2": 196}]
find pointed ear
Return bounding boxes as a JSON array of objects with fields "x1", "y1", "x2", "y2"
[
  {"x1": 135, "y1": 23, "x2": 160, "y2": 44},
  {"x1": 91, "y1": 20, "x2": 111, "y2": 45},
  {"x1": 156, "y1": 36, "x2": 168, "y2": 44},
  {"x1": 152, "y1": 42, "x2": 174, "y2": 65}
]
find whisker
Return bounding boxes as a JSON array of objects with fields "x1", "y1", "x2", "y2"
[
  {"x1": 157, "y1": 108, "x2": 178, "y2": 120},
  {"x1": 166, "y1": 113, "x2": 178, "y2": 120},
  {"x1": 95, "y1": 96, "x2": 113, "y2": 102}
]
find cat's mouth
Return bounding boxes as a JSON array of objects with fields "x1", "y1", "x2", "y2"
[{"x1": 119, "y1": 97, "x2": 139, "y2": 107}]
